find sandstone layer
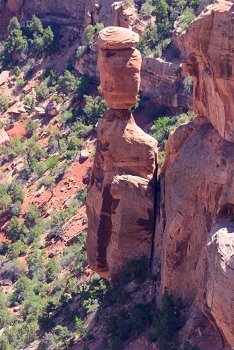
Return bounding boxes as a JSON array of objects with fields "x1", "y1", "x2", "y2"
[
  {"x1": 98, "y1": 47, "x2": 142, "y2": 109},
  {"x1": 86, "y1": 109, "x2": 157, "y2": 279},
  {"x1": 141, "y1": 57, "x2": 193, "y2": 111},
  {"x1": 98, "y1": 26, "x2": 141, "y2": 109},
  {"x1": 181, "y1": 0, "x2": 234, "y2": 143},
  {"x1": 98, "y1": 26, "x2": 139, "y2": 49},
  {"x1": 154, "y1": 116, "x2": 234, "y2": 347}
]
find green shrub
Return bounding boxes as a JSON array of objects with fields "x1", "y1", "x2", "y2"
[
  {"x1": 0, "y1": 93, "x2": 9, "y2": 113},
  {"x1": 76, "y1": 75, "x2": 90, "y2": 97},
  {"x1": 14, "y1": 66, "x2": 21, "y2": 76},
  {"x1": 2, "y1": 259, "x2": 26, "y2": 282},
  {"x1": 120, "y1": 256, "x2": 149, "y2": 284},
  {"x1": 37, "y1": 175, "x2": 55, "y2": 190},
  {"x1": 17, "y1": 79, "x2": 27, "y2": 89},
  {"x1": 180, "y1": 8, "x2": 196, "y2": 30},
  {"x1": 25, "y1": 119, "x2": 38, "y2": 137},
  {"x1": 75, "y1": 317, "x2": 86, "y2": 337},
  {"x1": 6, "y1": 217, "x2": 27, "y2": 240},
  {"x1": 58, "y1": 70, "x2": 76, "y2": 95},
  {"x1": 184, "y1": 75, "x2": 193, "y2": 94},
  {"x1": 82, "y1": 95, "x2": 107, "y2": 125},
  {"x1": 45, "y1": 257, "x2": 61, "y2": 282},
  {"x1": 25, "y1": 204, "x2": 42, "y2": 228},
  {"x1": 66, "y1": 150, "x2": 76, "y2": 160},
  {"x1": 35, "y1": 83, "x2": 49, "y2": 101}
]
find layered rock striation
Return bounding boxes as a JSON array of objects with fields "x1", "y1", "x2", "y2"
[{"x1": 86, "y1": 27, "x2": 158, "y2": 279}]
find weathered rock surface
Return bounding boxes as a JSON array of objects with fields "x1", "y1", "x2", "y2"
[
  {"x1": 111, "y1": 1, "x2": 138, "y2": 29},
  {"x1": 0, "y1": 71, "x2": 9, "y2": 86},
  {"x1": 86, "y1": 109, "x2": 157, "y2": 279},
  {"x1": 181, "y1": 0, "x2": 234, "y2": 143},
  {"x1": 0, "y1": 129, "x2": 9, "y2": 145},
  {"x1": 154, "y1": 116, "x2": 234, "y2": 347},
  {"x1": 141, "y1": 57, "x2": 193, "y2": 111},
  {"x1": 98, "y1": 47, "x2": 141, "y2": 109},
  {"x1": 98, "y1": 26, "x2": 139, "y2": 50},
  {"x1": 98, "y1": 26, "x2": 141, "y2": 109}
]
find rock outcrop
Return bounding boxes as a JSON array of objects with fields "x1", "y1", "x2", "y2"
[
  {"x1": 181, "y1": 0, "x2": 234, "y2": 143},
  {"x1": 141, "y1": 57, "x2": 193, "y2": 111},
  {"x1": 98, "y1": 27, "x2": 141, "y2": 109},
  {"x1": 86, "y1": 27, "x2": 158, "y2": 279},
  {"x1": 155, "y1": 116, "x2": 234, "y2": 348},
  {"x1": 153, "y1": 1, "x2": 234, "y2": 347}
]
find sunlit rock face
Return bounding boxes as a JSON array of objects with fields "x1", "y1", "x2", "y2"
[
  {"x1": 181, "y1": 0, "x2": 234, "y2": 143},
  {"x1": 86, "y1": 27, "x2": 158, "y2": 280}
]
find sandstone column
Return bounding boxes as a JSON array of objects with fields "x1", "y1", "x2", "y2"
[{"x1": 86, "y1": 26, "x2": 158, "y2": 280}]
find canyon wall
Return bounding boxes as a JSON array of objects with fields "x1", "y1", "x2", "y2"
[
  {"x1": 153, "y1": 0, "x2": 234, "y2": 348},
  {"x1": 181, "y1": 0, "x2": 234, "y2": 143}
]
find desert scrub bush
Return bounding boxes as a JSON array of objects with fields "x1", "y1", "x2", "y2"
[
  {"x1": 25, "y1": 204, "x2": 42, "y2": 228},
  {"x1": 184, "y1": 75, "x2": 194, "y2": 94},
  {"x1": 45, "y1": 257, "x2": 61, "y2": 282},
  {"x1": 24, "y1": 96, "x2": 35, "y2": 111},
  {"x1": 0, "y1": 290, "x2": 15, "y2": 329},
  {"x1": 179, "y1": 8, "x2": 196, "y2": 30},
  {"x1": 58, "y1": 70, "x2": 77, "y2": 95},
  {"x1": 82, "y1": 95, "x2": 107, "y2": 125},
  {"x1": 0, "y1": 93, "x2": 10, "y2": 112},
  {"x1": 150, "y1": 112, "x2": 196, "y2": 147},
  {"x1": 79, "y1": 187, "x2": 88, "y2": 205},
  {"x1": 76, "y1": 45, "x2": 88, "y2": 58},
  {"x1": 120, "y1": 256, "x2": 149, "y2": 284},
  {"x1": 76, "y1": 75, "x2": 90, "y2": 97},
  {"x1": 17, "y1": 78, "x2": 27, "y2": 89},
  {"x1": 35, "y1": 83, "x2": 49, "y2": 101},
  {"x1": 148, "y1": 292, "x2": 183, "y2": 348},
  {"x1": 37, "y1": 175, "x2": 55, "y2": 190},
  {"x1": 14, "y1": 65, "x2": 21, "y2": 76},
  {"x1": 25, "y1": 119, "x2": 39, "y2": 137},
  {"x1": 1, "y1": 259, "x2": 26, "y2": 282}
]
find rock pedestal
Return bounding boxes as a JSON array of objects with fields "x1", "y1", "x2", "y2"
[{"x1": 86, "y1": 27, "x2": 158, "y2": 279}]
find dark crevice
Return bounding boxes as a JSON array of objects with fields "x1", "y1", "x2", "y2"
[
  {"x1": 150, "y1": 158, "x2": 158, "y2": 269},
  {"x1": 96, "y1": 184, "x2": 113, "y2": 272}
]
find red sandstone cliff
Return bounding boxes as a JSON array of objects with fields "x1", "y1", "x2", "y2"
[{"x1": 153, "y1": 1, "x2": 234, "y2": 348}]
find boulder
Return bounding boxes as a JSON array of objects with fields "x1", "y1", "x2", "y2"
[
  {"x1": 98, "y1": 26, "x2": 139, "y2": 50},
  {"x1": 0, "y1": 71, "x2": 9, "y2": 86},
  {"x1": 0, "y1": 129, "x2": 9, "y2": 145},
  {"x1": 98, "y1": 47, "x2": 141, "y2": 109}
]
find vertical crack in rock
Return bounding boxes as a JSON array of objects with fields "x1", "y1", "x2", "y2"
[{"x1": 96, "y1": 184, "x2": 113, "y2": 272}]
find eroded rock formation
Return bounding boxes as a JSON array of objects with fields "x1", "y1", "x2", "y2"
[
  {"x1": 153, "y1": 1, "x2": 234, "y2": 348},
  {"x1": 181, "y1": 0, "x2": 234, "y2": 143},
  {"x1": 86, "y1": 27, "x2": 158, "y2": 279}
]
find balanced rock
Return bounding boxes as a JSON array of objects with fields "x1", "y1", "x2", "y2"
[
  {"x1": 98, "y1": 26, "x2": 139, "y2": 50},
  {"x1": 98, "y1": 26, "x2": 141, "y2": 109}
]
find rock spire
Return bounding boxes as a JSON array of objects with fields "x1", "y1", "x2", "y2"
[{"x1": 86, "y1": 27, "x2": 158, "y2": 280}]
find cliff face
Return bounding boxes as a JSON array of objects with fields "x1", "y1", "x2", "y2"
[
  {"x1": 141, "y1": 57, "x2": 192, "y2": 111},
  {"x1": 181, "y1": 0, "x2": 234, "y2": 143},
  {"x1": 153, "y1": 1, "x2": 234, "y2": 348},
  {"x1": 155, "y1": 116, "x2": 234, "y2": 347}
]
